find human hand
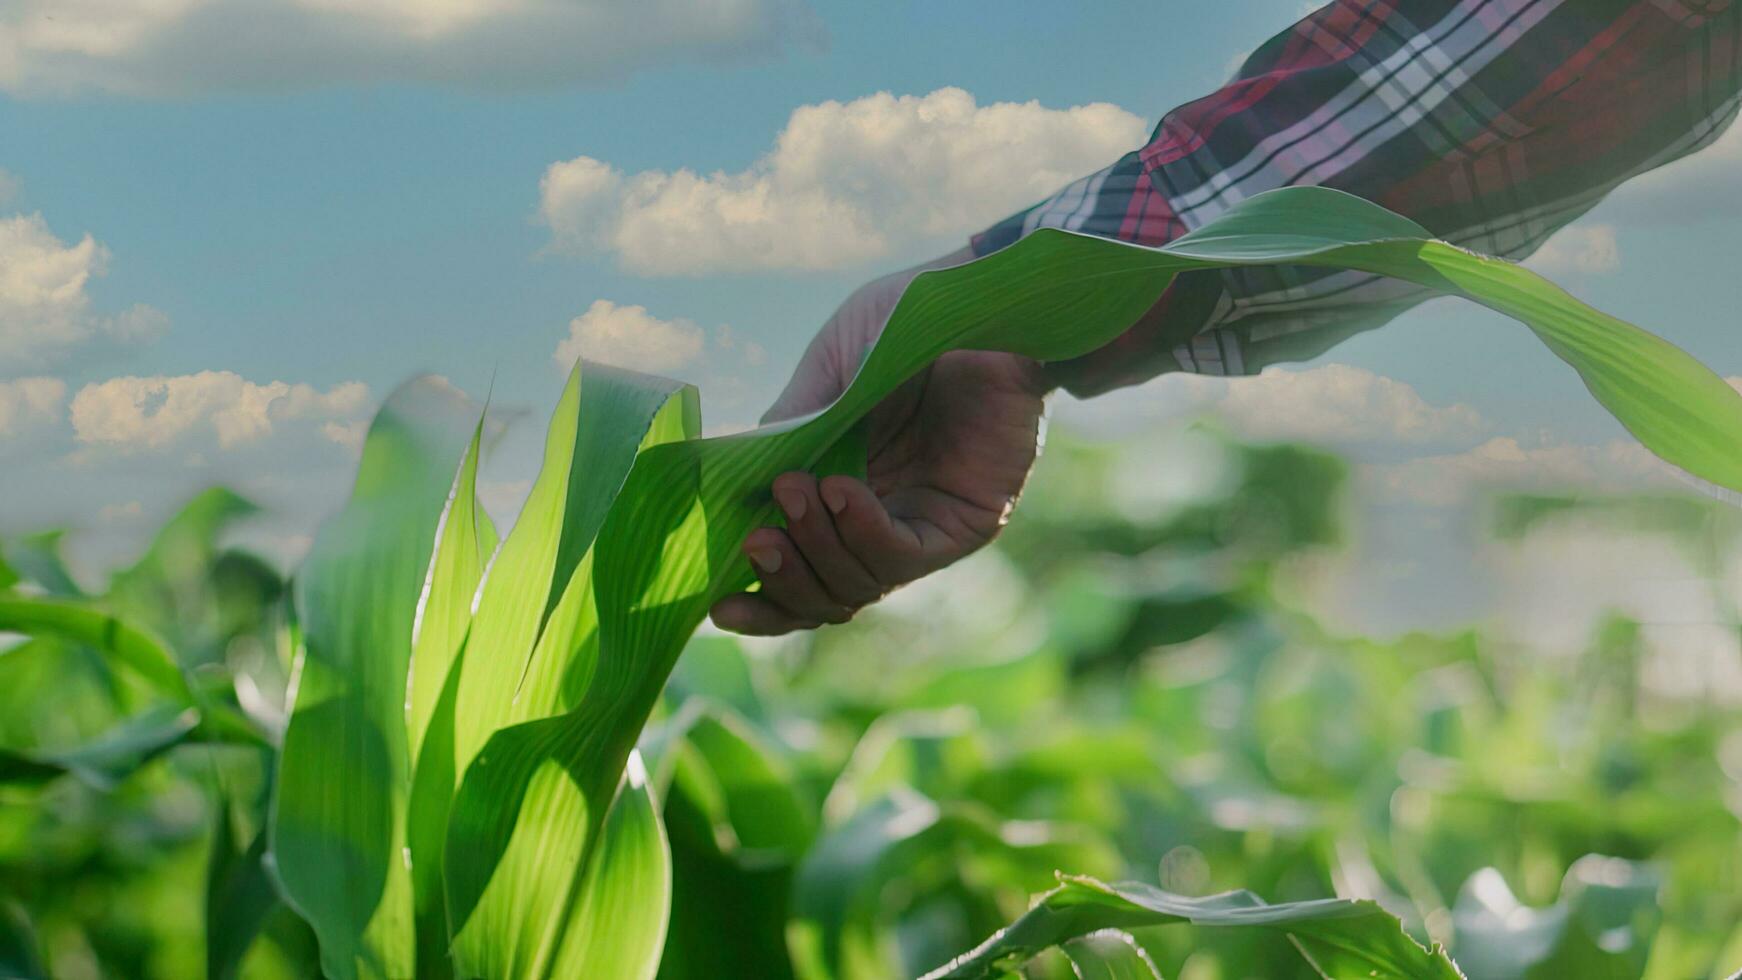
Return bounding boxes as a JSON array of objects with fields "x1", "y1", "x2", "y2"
[{"x1": 708, "y1": 248, "x2": 1053, "y2": 635}]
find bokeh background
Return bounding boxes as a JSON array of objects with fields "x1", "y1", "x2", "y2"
[{"x1": 5, "y1": 403, "x2": 1740, "y2": 977}]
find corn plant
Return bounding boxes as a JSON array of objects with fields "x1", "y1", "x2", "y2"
[{"x1": 5, "y1": 185, "x2": 1742, "y2": 978}]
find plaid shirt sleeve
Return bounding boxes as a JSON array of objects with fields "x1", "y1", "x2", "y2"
[{"x1": 971, "y1": 0, "x2": 1742, "y2": 396}]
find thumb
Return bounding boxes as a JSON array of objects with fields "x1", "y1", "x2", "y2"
[
  {"x1": 762, "y1": 245, "x2": 976, "y2": 426},
  {"x1": 761, "y1": 325, "x2": 855, "y2": 425}
]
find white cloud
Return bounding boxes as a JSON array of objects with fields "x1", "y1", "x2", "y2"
[
  {"x1": 68, "y1": 371, "x2": 370, "y2": 452},
  {"x1": 1364, "y1": 436, "x2": 1664, "y2": 508},
  {"x1": 1196, "y1": 365, "x2": 1489, "y2": 447},
  {"x1": 553, "y1": 299, "x2": 768, "y2": 398},
  {"x1": 97, "y1": 500, "x2": 143, "y2": 523},
  {"x1": 554, "y1": 299, "x2": 706, "y2": 374},
  {"x1": 0, "y1": 0, "x2": 822, "y2": 97},
  {"x1": 1524, "y1": 223, "x2": 1620, "y2": 277},
  {"x1": 1056, "y1": 364, "x2": 1489, "y2": 453},
  {"x1": 0, "y1": 212, "x2": 166, "y2": 368},
  {"x1": 540, "y1": 87, "x2": 1147, "y2": 274},
  {"x1": 0, "y1": 377, "x2": 66, "y2": 437}
]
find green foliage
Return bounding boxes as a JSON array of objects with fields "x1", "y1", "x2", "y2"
[
  {"x1": 0, "y1": 489, "x2": 305, "y2": 980},
  {"x1": 4, "y1": 186, "x2": 1742, "y2": 978},
  {"x1": 922, "y1": 874, "x2": 1462, "y2": 979}
]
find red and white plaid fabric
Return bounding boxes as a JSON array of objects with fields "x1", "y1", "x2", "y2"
[{"x1": 972, "y1": 0, "x2": 1741, "y2": 395}]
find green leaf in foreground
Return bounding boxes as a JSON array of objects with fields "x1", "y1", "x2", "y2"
[
  {"x1": 271, "y1": 377, "x2": 480, "y2": 980},
  {"x1": 920, "y1": 874, "x2": 1464, "y2": 980},
  {"x1": 438, "y1": 364, "x2": 694, "y2": 979}
]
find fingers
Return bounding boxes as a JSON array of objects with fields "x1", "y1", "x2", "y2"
[
  {"x1": 817, "y1": 475, "x2": 928, "y2": 585},
  {"x1": 712, "y1": 472, "x2": 934, "y2": 636},
  {"x1": 744, "y1": 527, "x2": 858, "y2": 626},
  {"x1": 708, "y1": 593, "x2": 811, "y2": 637},
  {"x1": 771, "y1": 473, "x2": 885, "y2": 607}
]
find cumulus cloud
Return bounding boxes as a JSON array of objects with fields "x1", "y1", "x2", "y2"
[
  {"x1": 97, "y1": 500, "x2": 143, "y2": 523},
  {"x1": 553, "y1": 300, "x2": 767, "y2": 389},
  {"x1": 0, "y1": 212, "x2": 166, "y2": 368},
  {"x1": 1364, "y1": 436, "x2": 1666, "y2": 508},
  {"x1": 1524, "y1": 223, "x2": 1620, "y2": 278},
  {"x1": 540, "y1": 87, "x2": 1147, "y2": 274},
  {"x1": 1057, "y1": 363, "x2": 1490, "y2": 454},
  {"x1": 0, "y1": 0, "x2": 823, "y2": 97},
  {"x1": 554, "y1": 300, "x2": 706, "y2": 374},
  {"x1": 69, "y1": 371, "x2": 370, "y2": 452},
  {"x1": 1190, "y1": 365, "x2": 1489, "y2": 448},
  {"x1": 0, "y1": 377, "x2": 66, "y2": 437}
]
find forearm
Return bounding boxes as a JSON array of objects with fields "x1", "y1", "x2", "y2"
[{"x1": 971, "y1": 0, "x2": 1742, "y2": 395}]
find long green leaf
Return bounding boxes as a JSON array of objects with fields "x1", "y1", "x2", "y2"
[
  {"x1": 920, "y1": 874, "x2": 1463, "y2": 980},
  {"x1": 106, "y1": 487, "x2": 260, "y2": 666},
  {"x1": 647, "y1": 701, "x2": 814, "y2": 980},
  {"x1": 405, "y1": 421, "x2": 496, "y2": 980},
  {"x1": 0, "y1": 703, "x2": 199, "y2": 790},
  {"x1": 271, "y1": 376, "x2": 481, "y2": 980},
  {"x1": 207, "y1": 797, "x2": 284, "y2": 980},
  {"x1": 441, "y1": 366, "x2": 695, "y2": 979},
  {"x1": 0, "y1": 596, "x2": 190, "y2": 701}
]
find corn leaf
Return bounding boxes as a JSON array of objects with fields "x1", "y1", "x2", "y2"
[
  {"x1": 644, "y1": 698, "x2": 814, "y2": 862},
  {"x1": 206, "y1": 797, "x2": 283, "y2": 980},
  {"x1": 405, "y1": 421, "x2": 495, "y2": 980},
  {"x1": 1451, "y1": 857, "x2": 1661, "y2": 980},
  {"x1": 0, "y1": 901, "x2": 47, "y2": 980},
  {"x1": 440, "y1": 365, "x2": 695, "y2": 979},
  {"x1": 1060, "y1": 930, "x2": 1164, "y2": 980},
  {"x1": 106, "y1": 487, "x2": 259, "y2": 665},
  {"x1": 921, "y1": 874, "x2": 1462, "y2": 980},
  {"x1": 271, "y1": 377, "x2": 482, "y2": 980},
  {"x1": 1, "y1": 531, "x2": 84, "y2": 597},
  {"x1": 0, "y1": 703, "x2": 199, "y2": 790},
  {"x1": 648, "y1": 700, "x2": 814, "y2": 980},
  {"x1": 792, "y1": 789, "x2": 1116, "y2": 980},
  {"x1": 0, "y1": 597, "x2": 190, "y2": 701}
]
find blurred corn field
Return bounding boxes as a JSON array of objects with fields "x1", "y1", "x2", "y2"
[{"x1": 2, "y1": 418, "x2": 1738, "y2": 979}]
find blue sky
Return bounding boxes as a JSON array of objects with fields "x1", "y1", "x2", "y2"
[{"x1": 2, "y1": 0, "x2": 1740, "y2": 610}]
